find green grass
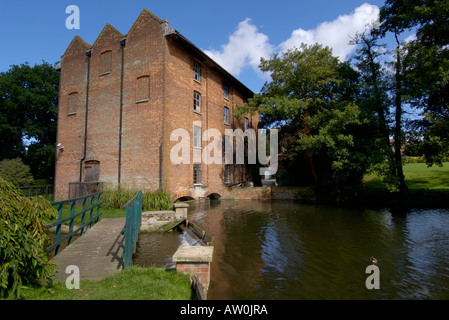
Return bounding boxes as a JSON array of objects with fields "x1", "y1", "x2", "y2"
[
  {"x1": 402, "y1": 162, "x2": 449, "y2": 190},
  {"x1": 364, "y1": 162, "x2": 449, "y2": 191},
  {"x1": 47, "y1": 205, "x2": 126, "y2": 226},
  {"x1": 14, "y1": 266, "x2": 193, "y2": 300}
]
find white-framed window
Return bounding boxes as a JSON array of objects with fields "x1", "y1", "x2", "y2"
[
  {"x1": 224, "y1": 107, "x2": 229, "y2": 124},
  {"x1": 193, "y1": 163, "x2": 202, "y2": 185},
  {"x1": 193, "y1": 61, "x2": 201, "y2": 82},
  {"x1": 194, "y1": 91, "x2": 201, "y2": 113},
  {"x1": 223, "y1": 84, "x2": 229, "y2": 99},
  {"x1": 193, "y1": 125, "x2": 201, "y2": 149},
  {"x1": 244, "y1": 117, "x2": 249, "y2": 131}
]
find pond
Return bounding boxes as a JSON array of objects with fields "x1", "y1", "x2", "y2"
[{"x1": 134, "y1": 199, "x2": 449, "y2": 300}]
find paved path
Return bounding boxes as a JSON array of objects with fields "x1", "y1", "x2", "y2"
[{"x1": 50, "y1": 218, "x2": 126, "y2": 282}]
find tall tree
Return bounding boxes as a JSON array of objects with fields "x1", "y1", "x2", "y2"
[
  {"x1": 236, "y1": 44, "x2": 371, "y2": 195},
  {"x1": 379, "y1": 0, "x2": 449, "y2": 166},
  {"x1": 351, "y1": 31, "x2": 401, "y2": 190},
  {"x1": 0, "y1": 61, "x2": 59, "y2": 181}
]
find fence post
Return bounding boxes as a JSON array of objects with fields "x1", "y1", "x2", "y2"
[
  {"x1": 80, "y1": 197, "x2": 87, "y2": 235},
  {"x1": 68, "y1": 200, "x2": 75, "y2": 245},
  {"x1": 55, "y1": 203, "x2": 63, "y2": 256}
]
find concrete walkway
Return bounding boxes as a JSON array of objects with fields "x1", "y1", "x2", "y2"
[{"x1": 50, "y1": 218, "x2": 126, "y2": 282}]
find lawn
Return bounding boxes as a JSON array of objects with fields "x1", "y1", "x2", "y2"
[
  {"x1": 364, "y1": 162, "x2": 449, "y2": 191},
  {"x1": 11, "y1": 266, "x2": 193, "y2": 300}
]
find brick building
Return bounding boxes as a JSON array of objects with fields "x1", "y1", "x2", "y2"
[{"x1": 54, "y1": 9, "x2": 258, "y2": 201}]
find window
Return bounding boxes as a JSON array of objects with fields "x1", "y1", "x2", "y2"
[
  {"x1": 224, "y1": 134, "x2": 232, "y2": 164},
  {"x1": 224, "y1": 107, "x2": 229, "y2": 124},
  {"x1": 223, "y1": 84, "x2": 229, "y2": 99},
  {"x1": 194, "y1": 91, "x2": 201, "y2": 113},
  {"x1": 84, "y1": 160, "x2": 100, "y2": 182},
  {"x1": 244, "y1": 117, "x2": 249, "y2": 131},
  {"x1": 136, "y1": 76, "x2": 150, "y2": 103},
  {"x1": 67, "y1": 92, "x2": 79, "y2": 115},
  {"x1": 225, "y1": 165, "x2": 231, "y2": 183},
  {"x1": 100, "y1": 50, "x2": 112, "y2": 75},
  {"x1": 193, "y1": 125, "x2": 201, "y2": 149},
  {"x1": 193, "y1": 163, "x2": 202, "y2": 185},
  {"x1": 193, "y1": 61, "x2": 201, "y2": 82}
]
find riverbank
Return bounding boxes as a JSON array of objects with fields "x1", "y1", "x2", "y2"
[{"x1": 10, "y1": 266, "x2": 193, "y2": 300}]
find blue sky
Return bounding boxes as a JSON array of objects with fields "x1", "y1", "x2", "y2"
[{"x1": 1, "y1": 0, "x2": 390, "y2": 93}]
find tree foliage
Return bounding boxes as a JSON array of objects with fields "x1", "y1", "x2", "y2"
[
  {"x1": 0, "y1": 61, "x2": 59, "y2": 181},
  {"x1": 379, "y1": 0, "x2": 449, "y2": 166},
  {"x1": 237, "y1": 44, "x2": 373, "y2": 195},
  {"x1": 0, "y1": 177, "x2": 57, "y2": 298},
  {"x1": 0, "y1": 158, "x2": 34, "y2": 188}
]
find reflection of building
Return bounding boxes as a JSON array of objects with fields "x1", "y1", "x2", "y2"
[{"x1": 54, "y1": 9, "x2": 258, "y2": 200}]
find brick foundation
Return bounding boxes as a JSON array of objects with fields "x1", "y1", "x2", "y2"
[{"x1": 172, "y1": 246, "x2": 214, "y2": 295}]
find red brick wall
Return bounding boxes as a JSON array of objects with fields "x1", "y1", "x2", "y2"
[
  {"x1": 176, "y1": 261, "x2": 211, "y2": 290},
  {"x1": 55, "y1": 9, "x2": 258, "y2": 201},
  {"x1": 54, "y1": 36, "x2": 91, "y2": 200}
]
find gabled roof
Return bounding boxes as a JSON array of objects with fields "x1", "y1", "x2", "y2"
[
  {"x1": 60, "y1": 8, "x2": 254, "y2": 98},
  {"x1": 62, "y1": 35, "x2": 92, "y2": 57},
  {"x1": 90, "y1": 23, "x2": 124, "y2": 50},
  {"x1": 126, "y1": 8, "x2": 162, "y2": 36}
]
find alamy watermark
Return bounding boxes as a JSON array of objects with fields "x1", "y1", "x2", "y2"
[
  {"x1": 66, "y1": 5, "x2": 80, "y2": 30},
  {"x1": 65, "y1": 265, "x2": 80, "y2": 289},
  {"x1": 170, "y1": 125, "x2": 278, "y2": 176},
  {"x1": 365, "y1": 257, "x2": 380, "y2": 290}
]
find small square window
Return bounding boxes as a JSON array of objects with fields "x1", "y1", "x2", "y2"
[
  {"x1": 224, "y1": 107, "x2": 229, "y2": 124},
  {"x1": 194, "y1": 61, "x2": 201, "y2": 82},
  {"x1": 194, "y1": 163, "x2": 202, "y2": 185},
  {"x1": 194, "y1": 91, "x2": 201, "y2": 113}
]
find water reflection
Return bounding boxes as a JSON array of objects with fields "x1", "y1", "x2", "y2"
[{"x1": 188, "y1": 200, "x2": 449, "y2": 300}]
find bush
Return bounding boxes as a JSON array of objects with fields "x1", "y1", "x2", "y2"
[
  {"x1": 142, "y1": 189, "x2": 172, "y2": 211},
  {"x1": 102, "y1": 187, "x2": 172, "y2": 211},
  {"x1": 0, "y1": 177, "x2": 57, "y2": 298},
  {"x1": 0, "y1": 158, "x2": 34, "y2": 187}
]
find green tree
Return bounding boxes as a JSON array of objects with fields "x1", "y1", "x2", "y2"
[
  {"x1": 0, "y1": 61, "x2": 59, "y2": 181},
  {"x1": 351, "y1": 31, "x2": 399, "y2": 190},
  {"x1": 237, "y1": 44, "x2": 371, "y2": 196},
  {"x1": 379, "y1": 0, "x2": 449, "y2": 166},
  {"x1": 0, "y1": 158, "x2": 34, "y2": 187}
]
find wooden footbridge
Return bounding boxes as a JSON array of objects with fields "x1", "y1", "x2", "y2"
[{"x1": 46, "y1": 191, "x2": 142, "y2": 282}]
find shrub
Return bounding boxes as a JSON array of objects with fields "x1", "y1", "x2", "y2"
[
  {"x1": 102, "y1": 187, "x2": 172, "y2": 211},
  {"x1": 0, "y1": 158, "x2": 34, "y2": 187},
  {"x1": 0, "y1": 177, "x2": 57, "y2": 298},
  {"x1": 141, "y1": 189, "x2": 172, "y2": 211}
]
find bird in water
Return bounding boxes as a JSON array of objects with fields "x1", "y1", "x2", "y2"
[{"x1": 369, "y1": 256, "x2": 378, "y2": 265}]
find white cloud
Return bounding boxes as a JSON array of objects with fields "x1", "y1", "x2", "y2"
[
  {"x1": 204, "y1": 3, "x2": 380, "y2": 78},
  {"x1": 279, "y1": 3, "x2": 380, "y2": 60},
  {"x1": 204, "y1": 18, "x2": 274, "y2": 76}
]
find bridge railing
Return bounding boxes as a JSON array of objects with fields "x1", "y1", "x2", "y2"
[
  {"x1": 122, "y1": 190, "x2": 142, "y2": 269},
  {"x1": 45, "y1": 192, "x2": 103, "y2": 256}
]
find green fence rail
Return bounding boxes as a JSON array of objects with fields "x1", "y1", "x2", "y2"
[
  {"x1": 122, "y1": 190, "x2": 142, "y2": 269},
  {"x1": 45, "y1": 192, "x2": 103, "y2": 256}
]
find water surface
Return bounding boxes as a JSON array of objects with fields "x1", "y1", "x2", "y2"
[{"x1": 135, "y1": 199, "x2": 449, "y2": 300}]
